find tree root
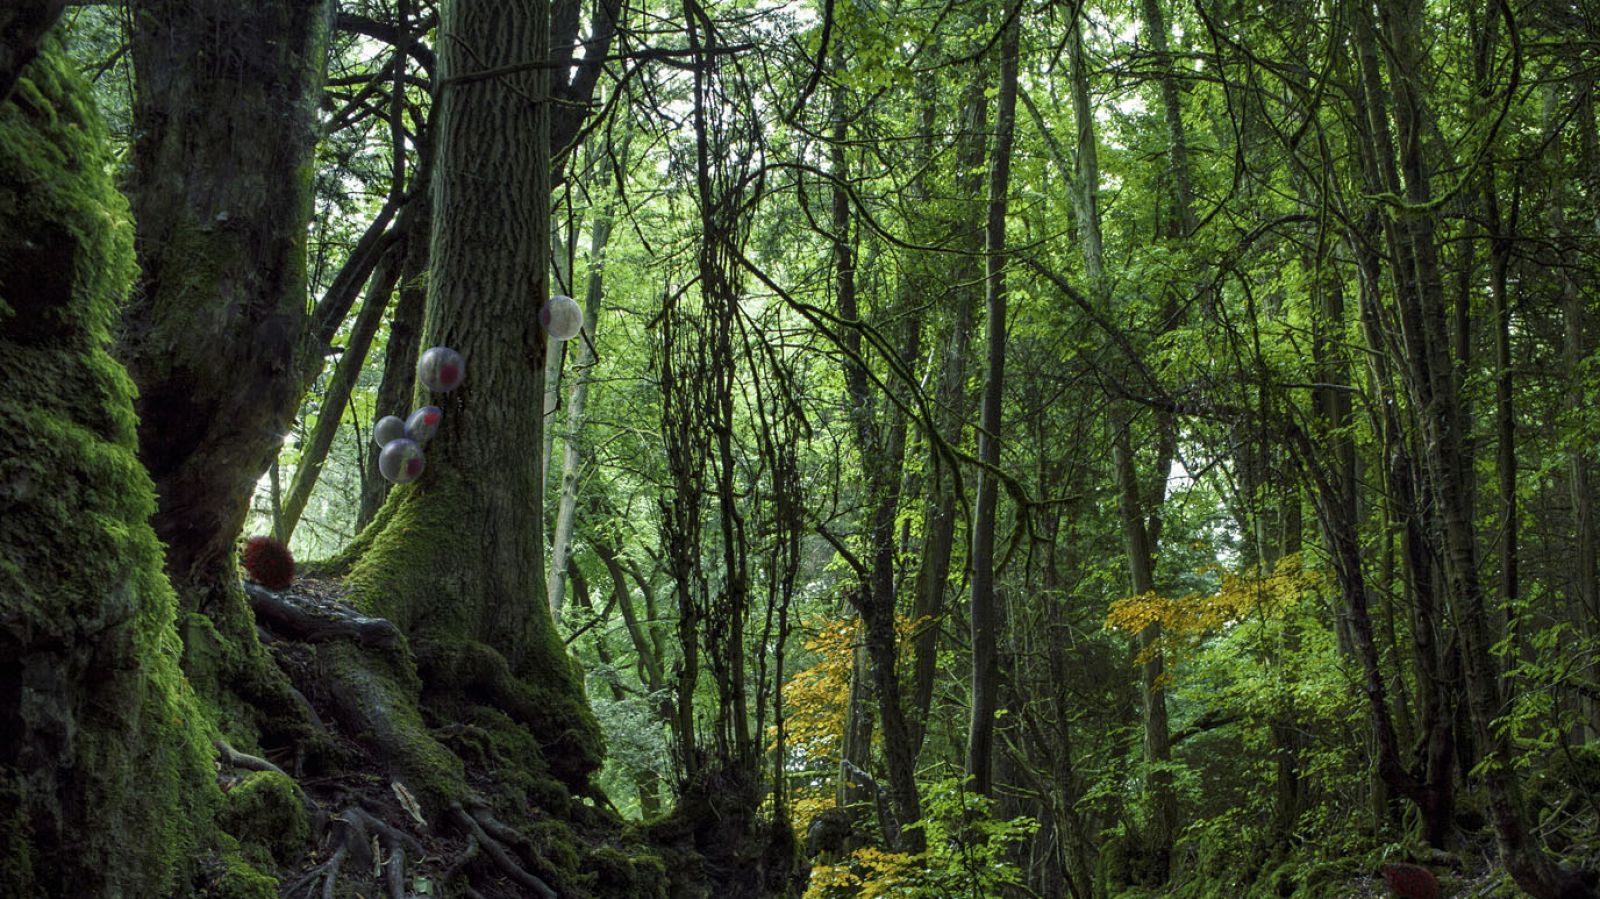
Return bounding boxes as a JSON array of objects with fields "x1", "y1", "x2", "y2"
[
  {"x1": 450, "y1": 801, "x2": 557, "y2": 899},
  {"x1": 213, "y1": 737, "x2": 329, "y2": 838},
  {"x1": 245, "y1": 581, "x2": 401, "y2": 649},
  {"x1": 282, "y1": 804, "x2": 422, "y2": 899}
]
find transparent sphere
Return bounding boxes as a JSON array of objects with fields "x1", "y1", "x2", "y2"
[
  {"x1": 378, "y1": 438, "x2": 425, "y2": 484},
  {"x1": 539, "y1": 294, "x2": 584, "y2": 341},
  {"x1": 406, "y1": 406, "x2": 442, "y2": 443},
  {"x1": 373, "y1": 415, "x2": 406, "y2": 447},
  {"x1": 418, "y1": 346, "x2": 466, "y2": 393}
]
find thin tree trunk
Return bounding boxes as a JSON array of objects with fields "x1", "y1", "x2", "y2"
[
  {"x1": 828, "y1": 47, "x2": 923, "y2": 847},
  {"x1": 966, "y1": 5, "x2": 1019, "y2": 797},
  {"x1": 909, "y1": 64, "x2": 988, "y2": 757},
  {"x1": 357, "y1": 191, "x2": 429, "y2": 531},
  {"x1": 280, "y1": 238, "x2": 405, "y2": 541},
  {"x1": 548, "y1": 136, "x2": 623, "y2": 617}
]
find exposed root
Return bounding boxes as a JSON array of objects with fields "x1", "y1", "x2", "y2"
[
  {"x1": 214, "y1": 737, "x2": 289, "y2": 778},
  {"x1": 450, "y1": 801, "x2": 557, "y2": 899},
  {"x1": 385, "y1": 842, "x2": 406, "y2": 899},
  {"x1": 245, "y1": 581, "x2": 402, "y2": 649},
  {"x1": 319, "y1": 844, "x2": 345, "y2": 899},
  {"x1": 440, "y1": 833, "x2": 481, "y2": 888},
  {"x1": 286, "y1": 804, "x2": 423, "y2": 899}
]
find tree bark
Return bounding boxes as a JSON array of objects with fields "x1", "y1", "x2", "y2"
[
  {"x1": 341, "y1": 0, "x2": 603, "y2": 791},
  {"x1": 0, "y1": 0, "x2": 64, "y2": 102},
  {"x1": 122, "y1": 0, "x2": 333, "y2": 614},
  {"x1": 966, "y1": 5, "x2": 1019, "y2": 798}
]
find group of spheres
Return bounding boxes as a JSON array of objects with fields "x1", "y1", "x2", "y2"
[{"x1": 371, "y1": 295, "x2": 585, "y2": 484}]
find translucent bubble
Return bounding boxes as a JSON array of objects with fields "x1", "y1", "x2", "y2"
[
  {"x1": 378, "y1": 438, "x2": 425, "y2": 484},
  {"x1": 539, "y1": 294, "x2": 584, "y2": 341},
  {"x1": 406, "y1": 406, "x2": 442, "y2": 443},
  {"x1": 373, "y1": 415, "x2": 407, "y2": 447},
  {"x1": 418, "y1": 346, "x2": 466, "y2": 393}
]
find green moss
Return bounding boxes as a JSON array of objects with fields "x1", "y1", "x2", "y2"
[
  {"x1": 318, "y1": 642, "x2": 468, "y2": 814},
  {"x1": 0, "y1": 40, "x2": 227, "y2": 896},
  {"x1": 628, "y1": 848, "x2": 670, "y2": 899},
  {"x1": 529, "y1": 818, "x2": 584, "y2": 881},
  {"x1": 218, "y1": 771, "x2": 309, "y2": 866},
  {"x1": 208, "y1": 849, "x2": 279, "y2": 899}
]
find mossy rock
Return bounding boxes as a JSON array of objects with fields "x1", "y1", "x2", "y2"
[
  {"x1": 586, "y1": 845, "x2": 641, "y2": 897},
  {"x1": 203, "y1": 849, "x2": 279, "y2": 899},
  {"x1": 218, "y1": 771, "x2": 308, "y2": 866}
]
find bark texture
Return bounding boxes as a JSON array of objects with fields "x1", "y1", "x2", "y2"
[
  {"x1": 122, "y1": 0, "x2": 333, "y2": 613},
  {"x1": 343, "y1": 0, "x2": 602, "y2": 788}
]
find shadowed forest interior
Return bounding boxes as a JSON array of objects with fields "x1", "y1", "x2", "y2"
[{"x1": 3, "y1": 0, "x2": 1600, "y2": 897}]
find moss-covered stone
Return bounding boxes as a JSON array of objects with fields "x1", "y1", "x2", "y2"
[
  {"x1": 0, "y1": 39, "x2": 226, "y2": 897},
  {"x1": 218, "y1": 771, "x2": 309, "y2": 866},
  {"x1": 200, "y1": 845, "x2": 280, "y2": 899}
]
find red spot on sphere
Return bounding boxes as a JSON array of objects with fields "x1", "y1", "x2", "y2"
[
  {"x1": 405, "y1": 457, "x2": 424, "y2": 476},
  {"x1": 440, "y1": 363, "x2": 461, "y2": 386},
  {"x1": 1380, "y1": 863, "x2": 1439, "y2": 899},
  {"x1": 424, "y1": 410, "x2": 440, "y2": 425},
  {"x1": 242, "y1": 536, "x2": 295, "y2": 592}
]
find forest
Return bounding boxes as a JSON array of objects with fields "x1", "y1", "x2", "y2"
[{"x1": 2, "y1": 0, "x2": 1599, "y2": 896}]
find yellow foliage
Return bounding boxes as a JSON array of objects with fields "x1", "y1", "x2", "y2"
[
  {"x1": 777, "y1": 617, "x2": 858, "y2": 764},
  {"x1": 1106, "y1": 553, "x2": 1328, "y2": 662},
  {"x1": 775, "y1": 613, "x2": 934, "y2": 840},
  {"x1": 805, "y1": 847, "x2": 920, "y2": 899}
]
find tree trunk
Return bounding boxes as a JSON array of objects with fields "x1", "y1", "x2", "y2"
[
  {"x1": 118, "y1": 0, "x2": 338, "y2": 755},
  {"x1": 966, "y1": 5, "x2": 1019, "y2": 798},
  {"x1": 280, "y1": 235, "x2": 405, "y2": 542},
  {"x1": 341, "y1": 0, "x2": 603, "y2": 794},
  {"x1": 358, "y1": 194, "x2": 430, "y2": 531},
  {"x1": 122, "y1": 0, "x2": 332, "y2": 614},
  {"x1": 1358, "y1": 2, "x2": 1589, "y2": 893},
  {"x1": 829, "y1": 49, "x2": 924, "y2": 847},
  {"x1": 909, "y1": 52, "x2": 989, "y2": 759},
  {"x1": 548, "y1": 138, "x2": 622, "y2": 618},
  {"x1": 0, "y1": 0, "x2": 63, "y2": 102},
  {"x1": 1, "y1": 42, "x2": 227, "y2": 895}
]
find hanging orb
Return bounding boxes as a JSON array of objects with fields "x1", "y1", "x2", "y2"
[
  {"x1": 406, "y1": 406, "x2": 443, "y2": 443},
  {"x1": 418, "y1": 346, "x2": 466, "y2": 393},
  {"x1": 373, "y1": 415, "x2": 407, "y2": 447},
  {"x1": 378, "y1": 438, "x2": 425, "y2": 484},
  {"x1": 539, "y1": 294, "x2": 584, "y2": 341}
]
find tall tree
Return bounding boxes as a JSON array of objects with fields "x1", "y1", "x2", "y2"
[{"x1": 966, "y1": 2, "x2": 1020, "y2": 797}]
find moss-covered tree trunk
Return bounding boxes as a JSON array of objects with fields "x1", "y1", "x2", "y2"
[
  {"x1": 120, "y1": 0, "x2": 331, "y2": 614},
  {"x1": 0, "y1": 43, "x2": 228, "y2": 897},
  {"x1": 113, "y1": 0, "x2": 335, "y2": 754},
  {"x1": 342, "y1": 0, "x2": 602, "y2": 793},
  {"x1": 0, "y1": 0, "x2": 63, "y2": 101}
]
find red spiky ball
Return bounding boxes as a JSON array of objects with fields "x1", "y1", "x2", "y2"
[
  {"x1": 1379, "y1": 863, "x2": 1439, "y2": 899},
  {"x1": 242, "y1": 535, "x2": 295, "y2": 592}
]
